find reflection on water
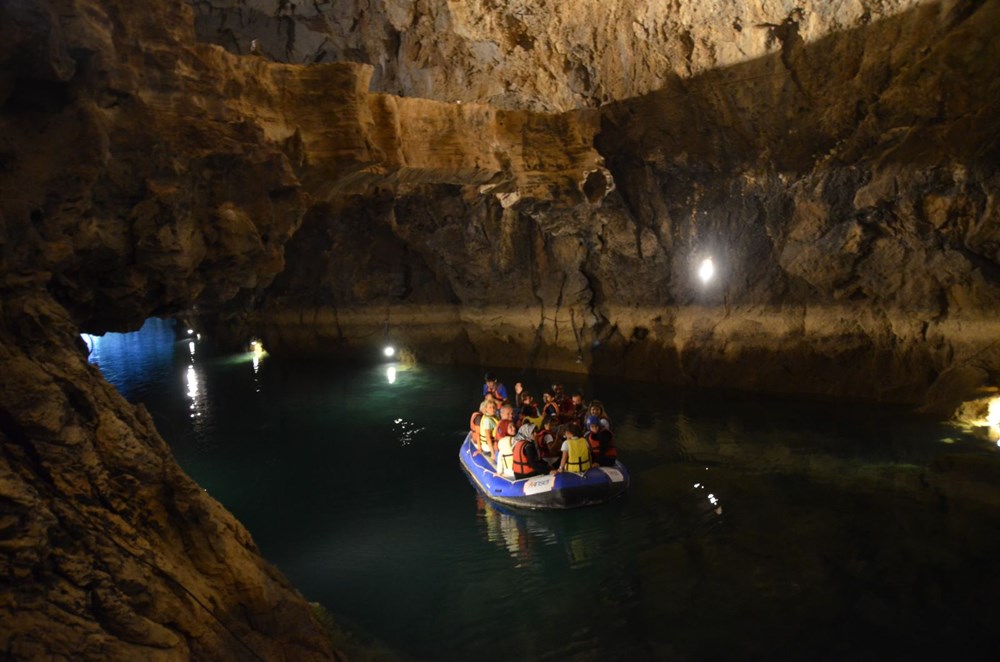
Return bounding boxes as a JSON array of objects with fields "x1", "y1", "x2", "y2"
[{"x1": 88, "y1": 320, "x2": 1000, "y2": 661}]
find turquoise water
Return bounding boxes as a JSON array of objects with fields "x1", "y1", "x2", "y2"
[{"x1": 88, "y1": 319, "x2": 1000, "y2": 660}]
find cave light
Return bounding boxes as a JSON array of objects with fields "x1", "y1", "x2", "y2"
[
  {"x1": 383, "y1": 345, "x2": 396, "y2": 358},
  {"x1": 250, "y1": 338, "x2": 267, "y2": 373},
  {"x1": 187, "y1": 328, "x2": 194, "y2": 335},
  {"x1": 698, "y1": 257, "x2": 715, "y2": 284},
  {"x1": 988, "y1": 397, "x2": 1000, "y2": 430}
]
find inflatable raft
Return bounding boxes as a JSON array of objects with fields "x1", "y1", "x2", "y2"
[{"x1": 459, "y1": 433, "x2": 629, "y2": 509}]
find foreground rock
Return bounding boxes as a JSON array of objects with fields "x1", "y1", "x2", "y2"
[{"x1": 0, "y1": 292, "x2": 337, "y2": 659}]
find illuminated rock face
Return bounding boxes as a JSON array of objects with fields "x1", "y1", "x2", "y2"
[
  {"x1": 232, "y1": 2, "x2": 1000, "y2": 412},
  {"x1": 0, "y1": 0, "x2": 998, "y2": 655}
]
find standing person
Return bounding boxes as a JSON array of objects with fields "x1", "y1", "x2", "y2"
[
  {"x1": 556, "y1": 423, "x2": 592, "y2": 474},
  {"x1": 512, "y1": 423, "x2": 551, "y2": 479},
  {"x1": 483, "y1": 372, "x2": 509, "y2": 405}
]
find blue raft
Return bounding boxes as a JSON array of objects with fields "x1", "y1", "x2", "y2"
[{"x1": 459, "y1": 433, "x2": 630, "y2": 510}]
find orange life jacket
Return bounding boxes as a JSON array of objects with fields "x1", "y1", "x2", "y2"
[
  {"x1": 469, "y1": 411, "x2": 482, "y2": 442},
  {"x1": 512, "y1": 439, "x2": 537, "y2": 477}
]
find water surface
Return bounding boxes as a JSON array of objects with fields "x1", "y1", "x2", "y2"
[{"x1": 88, "y1": 319, "x2": 1000, "y2": 660}]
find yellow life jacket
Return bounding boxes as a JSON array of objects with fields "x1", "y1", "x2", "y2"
[
  {"x1": 496, "y1": 436, "x2": 515, "y2": 477},
  {"x1": 564, "y1": 435, "x2": 592, "y2": 473},
  {"x1": 478, "y1": 414, "x2": 497, "y2": 454}
]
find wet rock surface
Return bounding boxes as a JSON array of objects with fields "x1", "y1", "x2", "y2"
[{"x1": 1, "y1": 0, "x2": 999, "y2": 657}]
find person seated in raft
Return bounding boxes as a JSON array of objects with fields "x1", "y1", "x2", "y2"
[
  {"x1": 551, "y1": 383, "x2": 569, "y2": 411},
  {"x1": 555, "y1": 422, "x2": 593, "y2": 474},
  {"x1": 483, "y1": 372, "x2": 509, "y2": 405},
  {"x1": 586, "y1": 400, "x2": 612, "y2": 430},
  {"x1": 540, "y1": 391, "x2": 560, "y2": 420},
  {"x1": 562, "y1": 392, "x2": 586, "y2": 425},
  {"x1": 535, "y1": 416, "x2": 561, "y2": 466},
  {"x1": 496, "y1": 404, "x2": 517, "y2": 441},
  {"x1": 512, "y1": 423, "x2": 551, "y2": 479},
  {"x1": 496, "y1": 430, "x2": 516, "y2": 478},
  {"x1": 586, "y1": 416, "x2": 618, "y2": 467},
  {"x1": 475, "y1": 399, "x2": 499, "y2": 459},
  {"x1": 517, "y1": 392, "x2": 541, "y2": 427}
]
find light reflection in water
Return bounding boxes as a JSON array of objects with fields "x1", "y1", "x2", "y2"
[
  {"x1": 386, "y1": 366, "x2": 397, "y2": 384},
  {"x1": 393, "y1": 417, "x2": 424, "y2": 446}
]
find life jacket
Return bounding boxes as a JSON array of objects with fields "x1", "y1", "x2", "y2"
[
  {"x1": 588, "y1": 429, "x2": 617, "y2": 464},
  {"x1": 522, "y1": 413, "x2": 544, "y2": 430},
  {"x1": 469, "y1": 411, "x2": 482, "y2": 443},
  {"x1": 600, "y1": 430, "x2": 618, "y2": 461},
  {"x1": 512, "y1": 438, "x2": 536, "y2": 477},
  {"x1": 535, "y1": 429, "x2": 558, "y2": 458},
  {"x1": 586, "y1": 431, "x2": 602, "y2": 457},
  {"x1": 542, "y1": 401, "x2": 559, "y2": 418},
  {"x1": 478, "y1": 414, "x2": 497, "y2": 454},
  {"x1": 496, "y1": 436, "x2": 515, "y2": 477},
  {"x1": 564, "y1": 436, "x2": 592, "y2": 473}
]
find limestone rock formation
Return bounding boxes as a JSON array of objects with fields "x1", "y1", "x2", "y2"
[
  {"x1": 1, "y1": 0, "x2": 999, "y2": 656},
  {"x1": 227, "y1": 1, "x2": 999, "y2": 414},
  {"x1": 0, "y1": 0, "x2": 605, "y2": 656}
]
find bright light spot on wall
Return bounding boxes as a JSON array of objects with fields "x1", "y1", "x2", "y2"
[
  {"x1": 384, "y1": 345, "x2": 396, "y2": 358},
  {"x1": 387, "y1": 366, "x2": 397, "y2": 384},
  {"x1": 698, "y1": 257, "x2": 715, "y2": 284},
  {"x1": 987, "y1": 397, "x2": 1000, "y2": 430},
  {"x1": 188, "y1": 341, "x2": 196, "y2": 356},
  {"x1": 187, "y1": 328, "x2": 194, "y2": 335}
]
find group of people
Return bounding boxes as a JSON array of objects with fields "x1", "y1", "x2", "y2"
[{"x1": 469, "y1": 372, "x2": 618, "y2": 480}]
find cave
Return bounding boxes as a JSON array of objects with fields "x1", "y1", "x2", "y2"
[{"x1": 2, "y1": 0, "x2": 999, "y2": 659}]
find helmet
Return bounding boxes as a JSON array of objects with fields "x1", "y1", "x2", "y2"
[{"x1": 586, "y1": 416, "x2": 601, "y2": 428}]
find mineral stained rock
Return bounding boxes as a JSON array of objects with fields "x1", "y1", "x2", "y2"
[
  {"x1": 1, "y1": 0, "x2": 999, "y2": 657},
  {"x1": 215, "y1": 1, "x2": 999, "y2": 414}
]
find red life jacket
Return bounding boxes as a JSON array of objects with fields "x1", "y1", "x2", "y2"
[
  {"x1": 587, "y1": 431, "x2": 602, "y2": 457},
  {"x1": 589, "y1": 429, "x2": 617, "y2": 462},
  {"x1": 535, "y1": 429, "x2": 558, "y2": 458},
  {"x1": 512, "y1": 439, "x2": 536, "y2": 476}
]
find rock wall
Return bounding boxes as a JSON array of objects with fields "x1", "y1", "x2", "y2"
[
  {"x1": 188, "y1": 0, "x2": 924, "y2": 112},
  {"x1": 0, "y1": 0, "x2": 603, "y2": 655},
  {"x1": 1, "y1": 0, "x2": 999, "y2": 654},
  {"x1": 223, "y1": 1, "x2": 1000, "y2": 414}
]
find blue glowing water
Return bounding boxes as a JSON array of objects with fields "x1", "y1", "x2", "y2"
[{"x1": 87, "y1": 321, "x2": 1000, "y2": 661}]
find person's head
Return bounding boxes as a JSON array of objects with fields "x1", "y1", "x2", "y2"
[
  {"x1": 542, "y1": 391, "x2": 554, "y2": 402},
  {"x1": 516, "y1": 423, "x2": 537, "y2": 441},
  {"x1": 541, "y1": 416, "x2": 555, "y2": 430},
  {"x1": 571, "y1": 393, "x2": 583, "y2": 406},
  {"x1": 481, "y1": 399, "x2": 497, "y2": 415},
  {"x1": 500, "y1": 404, "x2": 513, "y2": 420},
  {"x1": 554, "y1": 383, "x2": 565, "y2": 394},
  {"x1": 564, "y1": 423, "x2": 582, "y2": 439},
  {"x1": 522, "y1": 392, "x2": 533, "y2": 404},
  {"x1": 588, "y1": 400, "x2": 605, "y2": 416},
  {"x1": 484, "y1": 372, "x2": 496, "y2": 386},
  {"x1": 586, "y1": 416, "x2": 601, "y2": 431}
]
